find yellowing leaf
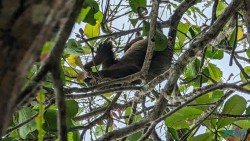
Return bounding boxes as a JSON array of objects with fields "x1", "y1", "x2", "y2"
[
  {"x1": 237, "y1": 27, "x2": 243, "y2": 40},
  {"x1": 67, "y1": 55, "x2": 77, "y2": 67},
  {"x1": 84, "y1": 22, "x2": 100, "y2": 38}
]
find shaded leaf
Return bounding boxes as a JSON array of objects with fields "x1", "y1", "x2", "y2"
[
  {"x1": 18, "y1": 107, "x2": 37, "y2": 139},
  {"x1": 65, "y1": 39, "x2": 84, "y2": 56},
  {"x1": 129, "y1": 0, "x2": 146, "y2": 13}
]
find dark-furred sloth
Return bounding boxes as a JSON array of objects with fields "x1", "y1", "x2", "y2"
[{"x1": 84, "y1": 36, "x2": 171, "y2": 83}]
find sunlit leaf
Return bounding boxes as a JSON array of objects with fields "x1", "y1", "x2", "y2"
[
  {"x1": 177, "y1": 22, "x2": 190, "y2": 47},
  {"x1": 216, "y1": 1, "x2": 226, "y2": 17},
  {"x1": 208, "y1": 63, "x2": 222, "y2": 82},
  {"x1": 35, "y1": 91, "x2": 46, "y2": 141},
  {"x1": 67, "y1": 55, "x2": 77, "y2": 67},
  {"x1": 77, "y1": 7, "x2": 91, "y2": 23},
  {"x1": 84, "y1": 22, "x2": 100, "y2": 38},
  {"x1": 94, "y1": 11, "x2": 103, "y2": 23},
  {"x1": 165, "y1": 107, "x2": 202, "y2": 129},
  {"x1": 40, "y1": 41, "x2": 54, "y2": 63},
  {"x1": 205, "y1": 46, "x2": 224, "y2": 60},
  {"x1": 217, "y1": 95, "x2": 246, "y2": 129},
  {"x1": 237, "y1": 27, "x2": 243, "y2": 40}
]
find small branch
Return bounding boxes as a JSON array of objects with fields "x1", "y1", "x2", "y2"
[
  {"x1": 141, "y1": 0, "x2": 159, "y2": 78},
  {"x1": 179, "y1": 90, "x2": 232, "y2": 140},
  {"x1": 229, "y1": 13, "x2": 238, "y2": 66},
  {"x1": 65, "y1": 86, "x2": 142, "y2": 99}
]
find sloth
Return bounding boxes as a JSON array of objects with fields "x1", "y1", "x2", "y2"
[{"x1": 84, "y1": 36, "x2": 171, "y2": 83}]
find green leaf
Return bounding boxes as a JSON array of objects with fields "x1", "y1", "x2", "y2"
[
  {"x1": 142, "y1": 21, "x2": 167, "y2": 51},
  {"x1": 2, "y1": 137, "x2": 18, "y2": 141},
  {"x1": 235, "y1": 120, "x2": 250, "y2": 130},
  {"x1": 228, "y1": 27, "x2": 237, "y2": 47},
  {"x1": 95, "y1": 125, "x2": 106, "y2": 136},
  {"x1": 240, "y1": 66, "x2": 250, "y2": 84},
  {"x1": 177, "y1": 22, "x2": 190, "y2": 47},
  {"x1": 68, "y1": 131, "x2": 80, "y2": 141},
  {"x1": 127, "y1": 132, "x2": 142, "y2": 141},
  {"x1": 192, "y1": 91, "x2": 223, "y2": 110},
  {"x1": 208, "y1": 63, "x2": 222, "y2": 82},
  {"x1": 18, "y1": 107, "x2": 37, "y2": 139},
  {"x1": 165, "y1": 107, "x2": 202, "y2": 129},
  {"x1": 77, "y1": 7, "x2": 91, "y2": 23},
  {"x1": 155, "y1": 29, "x2": 168, "y2": 51},
  {"x1": 43, "y1": 109, "x2": 57, "y2": 131},
  {"x1": 66, "y1": 100, "x2": 79, "y2": 118},
  {"x1": 217, "y1": 95, "x2": 247, "y2": 129},
  {"x1": 125, "y1": 107, "x2": 131, "y2": 124},
  {"x1": 188, "y1": 25, "x2": 201, "y2": 38},
  {"x1": 82, "y1": 0, "x2": 99, "y2": 25},
  {"x1": 129, "y1": 19, "x2": 138, "y2": 27},
  {"x1": 41, "y1": 41, "x2": 54, "y2": 55},
  {"x1": 246, "y1": 48, "x2": 250, "y2": 59},
  {"x1": 129, "y1": 0, "x2": 146, "y2": 13},
  {"x1": 246, "y1": 105, "x2": 250, "y2": 115},
  {"x1": 94, "y1": 11, "x2": 103, "y2": 23},
  {"x1": 205, "y1": 46, "x2": 224, "y2": 60},
  {"x1": 142, "y1": 21, "x2": 150, "y2": 36},
  {"x1": 216, "y1": 1, "x2": 227, "y2": 17},
  {"x1": 167, "y1": 127, "x2": 178, "y2": 141},
  {"x1": 188, "y1": 132, "x2": 214, "y2": 141},
  {"x1": 184, "y1": 58, "x2": 200, "y2": 81},
  {"x1": 65, "y1": 39, "x2": 84, "y2": 56}
]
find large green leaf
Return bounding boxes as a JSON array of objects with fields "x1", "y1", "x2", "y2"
[
  {"x1": 188, "y1": 132, "x2": 214, "y2": 141},
  {"x1": 43, "y1": 109, "x2": 57, "y2": 131},
  {"x1": 208, "y1": 63, "x2": 222, "y2": 82},
  {"x1": 127, "y1": 132, "x2": 142, "y2": 141},
  {"x1": 82, "y1": 0, "x2": 100, "y2": 25},
  {"x1": 165, "y1": 107, "x2": 202, "y2": 129},
  {"x1": 216, "y1": 1, "x2": 226, "y2": 17},
  {"x1": 235, "y1": 120, "x2": 250, "y2": 130},
  {"x1": 205, "y1": 46, "x2": 224, "y2": 60},
  {"x1": 217, "y1": 95, "x2": 246, "y2": 129},
  {"x1": 129, "y1": 0, "x2": 146, "y2": 13},
  {"x1": 183, "y1": 58, "x2": 209, "y2": 86},
  {"x1": 66, "y1": 100, "x2": 79, "y2": 118},
  {"x1": 18, "y1": 107, "x2": 37, "y2": 139},
  {"x1": 177, "y1": 22, "x2": 190, "y2": 47},
  {"x1": 65, "y1": 39, "x2": 84, "y2": 56},
  {"x1": 191, "y1": 91, "x2": 223, "y2": 110}
]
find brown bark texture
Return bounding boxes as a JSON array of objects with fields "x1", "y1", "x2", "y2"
[{"x1": 0, "y1": 0, "x2": 69, "y2": 136}]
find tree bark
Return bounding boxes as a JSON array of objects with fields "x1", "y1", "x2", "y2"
[{"x1": 0, "y1": 0, "x2": 74, "y2": 136}]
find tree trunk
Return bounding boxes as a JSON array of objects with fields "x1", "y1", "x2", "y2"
[{"x1": 0, "y1": 0, "x2": 72, "y2": 136}]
